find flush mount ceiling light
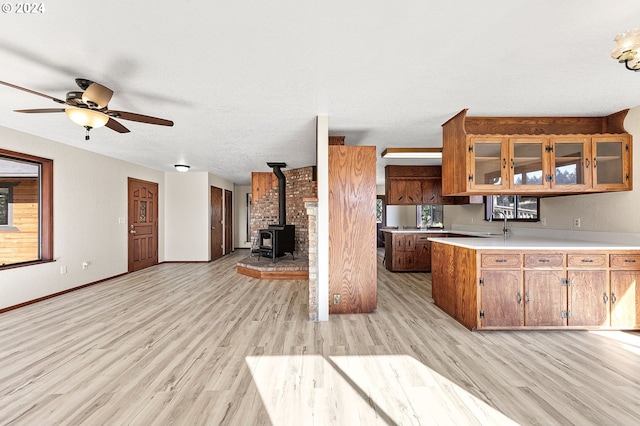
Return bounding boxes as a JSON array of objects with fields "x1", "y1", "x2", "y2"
[
  {"x1": 381, "y1": 147, "x2": 442, "y2": 159},
  {"x1": 612, "y1": 28, "x2": 640, "y2": 71},
  {"x1": 174, "y1": 164, "x2": 190, "y2": 172}
]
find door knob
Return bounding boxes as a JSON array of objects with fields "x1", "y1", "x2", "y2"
[{"x1": 130, "y1": 229, "x2": 136, "y2": 234}]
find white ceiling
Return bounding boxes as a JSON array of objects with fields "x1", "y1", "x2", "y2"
[{"x1": 1, "y1": 1, "x2": 640, "y2": 185}]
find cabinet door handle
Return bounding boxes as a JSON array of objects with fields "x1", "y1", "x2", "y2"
[
  {"x1": 593, "y1": 158, "x2": 598, "y2": 168},
  {"x1": 525, "y1": 292, "x2": 530, "y2": 304},
  {"x1": 603, "y1": 292, "x2": 609, "y2": 304},
  {"x1": 503, "y1": 158, "x2": 507, "y2": 169},
  {"x1": 517, "y1": 292, "x2": 522, "y2": 304},
  {"x1": 408, "y1": 196, "x2": 414, "y2": 202},
  {"x1": 398, "y1": 195, "x2": 404, "y2": 201},
  {"x1": 611, "y1": 292, "x2": 617, "y2": 304},
  {"x1": 585, "y1": 158, "x2": 590, "y2": 169}
]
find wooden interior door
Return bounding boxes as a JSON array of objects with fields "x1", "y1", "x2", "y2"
[
  {"x1": 224, "y1": 189, "x2": 233, "y2": 255},
  {"x1": 211, "y1": 186, "x2": 223, "y2": 260},
  {"x1": 128, "y1": 178, "x2": 158, "y2": 272}
]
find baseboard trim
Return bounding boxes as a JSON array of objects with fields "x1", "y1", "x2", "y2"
[{"x1": 0, "y1": 273, "x2": 128, "y2": 315}]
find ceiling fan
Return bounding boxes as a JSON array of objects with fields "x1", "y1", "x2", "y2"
[{"x1": 0, "y1": 78, "x2": 174, "y2": 140}]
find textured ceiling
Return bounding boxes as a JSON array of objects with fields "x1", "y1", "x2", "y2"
[{"x1": 1, "y1": 1, "x2": 640, "y2": 185}]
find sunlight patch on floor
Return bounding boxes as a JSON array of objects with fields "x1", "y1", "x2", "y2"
[
  {"x1": 246, "y1": 354, "x2": 518, "y2": 425},
  {"x1": 588, "y1": 330, "x2": 640, "y2": 355}
]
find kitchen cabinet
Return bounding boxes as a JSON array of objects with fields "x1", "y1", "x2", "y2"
[
  {"x1": 432, "y1": 241, "x2": 640, "y2": 330},
  {"x1": 384, "y1": 232, "x2": 431, "y2": 271},
  {"x1": 385, "y1": 165, "x2": 482, "y2": 205},
  {"x1": 609, "y1": 254, "x2": 640, "y2": 328},
  {"x1": 442, "y1": 109, "x2": 632, "y2": 196}
]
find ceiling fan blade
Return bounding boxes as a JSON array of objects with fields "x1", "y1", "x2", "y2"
[
  {"x1": 14, "y1": 108, "x2": 66, "y2": 113},
  {"x1": 0, "y1": 81, "x2": 67, "y2": 105},
  {"x1": 105, "y1": 118, "x2": 130, "y2": 133},
  {"x1": 82, "y1": 82, "x2": 113, "y2": 109},
  {"x1": 107, "y1": 110, "x2": 174, "y2": 126}
]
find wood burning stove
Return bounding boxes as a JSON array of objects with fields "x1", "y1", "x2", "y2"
[
  {"x1": 258, "y1": 224, "x2": 295, "y2": 262},
  {"x1": 257, "y1": 162, "x2": 296, "y2": 262}
]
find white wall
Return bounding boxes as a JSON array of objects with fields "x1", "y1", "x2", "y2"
[
  {"x1": 386, "y1": 205, "x2": 417, "y2": 228},
  {"x1": 0, "y1": 126, "x2": 164, "y2": 310},
  {"x1": 445, "y1": 106, "x2": 640, "y2": 241},
  {"x1": 0, "y1": 127, "x2": 238, "y2": 310},
  {"x1": 234, "y1": 185, "x2": 252, "y2": 249},
  {"x1": 164, "y1": 172, "x2": 210, "y2": 261}
]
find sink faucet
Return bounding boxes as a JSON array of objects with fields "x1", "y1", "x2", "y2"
[{"x1": 502, "y1": 213, "x2": 510, "y2": 238}]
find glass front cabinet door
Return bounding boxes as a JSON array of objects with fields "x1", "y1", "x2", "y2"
[
  {"x1": 592, "y1": 136, "x2": 631, "y2": 191},
  {"x1": 469, "y1": 137, "x2": 508, "y2": 191},
  {"x1": 550, "y1": 137, "x2": 590, "y2": 192},
  {"x1": 510, "y1": 137, "x2": 548, "y2": 192}
]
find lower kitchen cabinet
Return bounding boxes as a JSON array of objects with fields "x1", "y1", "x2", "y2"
[
  {"x1": 384, "y1": 232, "x2": 432, "y2": 272},
  {"x1": 610, "y1": 267, "x2": 640, "y2": 328},
  {"x1": 479, "y1": 269, "x2": 523, "y2": 327},
  {"x1": 433, "y1": 242, "x2": 640, "y2": 330}
]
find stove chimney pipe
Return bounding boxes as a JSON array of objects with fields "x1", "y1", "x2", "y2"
[{"x1": 267, "y1": 162, "x2": 287, "y2": 226}]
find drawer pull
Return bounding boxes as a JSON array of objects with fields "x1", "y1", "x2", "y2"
[
  {"x1": 624, "y1": 259, "x2": 637, "y2": 263},
  {"x1": 495, "y1": 259, "x2": 507, "y2": 263},
  {"x1": 611, "y1": 292, "x2": 617, "y2": 304},
  {"x1": 581, "y1": 259, "x2": 594, "y2": 263},
  {"x1": 603, "y1": 292, "x2": 609, "y2": 304},
  {"x1": 516, "y1": 292, "x2": 522, "y2": 304},
  {"x1": 538, "y1": 259, "x2": 550, "y2": 263}
]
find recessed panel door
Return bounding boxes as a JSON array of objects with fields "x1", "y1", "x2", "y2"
[
  {"x1": 211, "y1": 186, "x2": 223, "y2": 260},
  {"x1": 128, "y1": 178, "x2": 158, "y2": 272}
]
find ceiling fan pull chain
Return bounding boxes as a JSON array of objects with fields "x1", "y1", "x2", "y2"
[{"x1": 85, "y1": 126, "x2": 91, "y2": 141}]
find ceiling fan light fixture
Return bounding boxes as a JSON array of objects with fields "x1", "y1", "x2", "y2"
[
  {"x1": 381, "y1": 147, "x2": 442, "y2": 159},
  {"x1": 65, "y1": 107, "x2": 109, "y2": 129},
  {"x1": 612, "y1": 28, "x2": 640, "y2": 71},
  {"x1": 174, "y1": 164, "x2": 190, "y2": 172}
]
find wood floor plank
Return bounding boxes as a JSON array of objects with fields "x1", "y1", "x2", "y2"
[{"x1": 1, "y1": 250, "x2": 640, "y2": 425}]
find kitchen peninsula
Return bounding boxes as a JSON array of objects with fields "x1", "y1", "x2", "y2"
[
  {"x1": 429, "y1": 236, "x2": 640, "y2": 331},
  {"x1": 382, "y1": 229, "x2": 500, "y2": 272}
]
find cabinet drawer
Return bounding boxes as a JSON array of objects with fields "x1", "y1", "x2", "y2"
[
  {"x1": 414, "y1": 234, "x2": 431, "y2": 243},
  {"x1": 481, "y1": 254, "x2": 521, "y2": 268},
  {"x1": 567, "y1": 254, "x2": 606, "y2": 268},
  {"x1": 610, "y1": 254, "x2": 640, "y2": 269},
  {"x1": 524, "y1": 254, "x2": 564, "y2": 268}
]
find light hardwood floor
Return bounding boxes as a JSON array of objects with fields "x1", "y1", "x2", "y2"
[{"x1": 1, "y1": 250, "x2": 639, "y2": 425}]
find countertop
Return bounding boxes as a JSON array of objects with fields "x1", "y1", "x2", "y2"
[
  {"x1": 381, "y1": 229, "x2": 502, "y2": 237},
  {"x1": 427, "y1": 236, "x2": 640, "y2": 251}
]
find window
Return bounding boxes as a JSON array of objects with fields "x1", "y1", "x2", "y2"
[
  {"x1": 0, "y1": 186, "x2": 10, "y2": 226},
  {"x1": 417, "y1": 204, "x2": 444, "y2": 228},
  {"x1": 485, "y1": 195, "x2": 539, "y2": 222},
  {"x1": 0, "y1": 149, "x2": 53, "y2": 268}
]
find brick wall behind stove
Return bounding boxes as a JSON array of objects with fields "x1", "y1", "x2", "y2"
[{"x1": 251, "y1": 166, "x2": 317, "y2": 257}]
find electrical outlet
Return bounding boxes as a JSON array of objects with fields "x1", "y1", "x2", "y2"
[
  {"x1": 60, "y1": 266, "x2": 67, "y2": 274},
  {"x1": 333, "y1": 294, "x2": 341, "y2": 304},
  {"x1": 573, "y1": 218, "x2": 581, "y2": 228},
  {"x1": 82, "y1": 261, "x2": 89, "y2": 269},
  {"x1": 541, "y1": 217, "x2": 547, "y2": 226},
  {"x1": 470, "y1": 218, "x2": 474, "y2": 224}
]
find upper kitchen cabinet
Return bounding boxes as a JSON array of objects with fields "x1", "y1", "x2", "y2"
[
  {"x1": 442, "y1": 109, "x2": 632, "y2": 196},
  {"x1": 385, "y1": 165, "x2": 481, "y2": 205}
]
